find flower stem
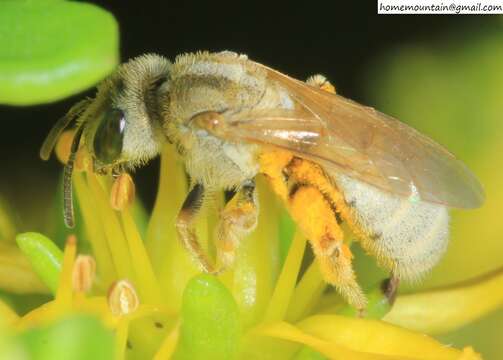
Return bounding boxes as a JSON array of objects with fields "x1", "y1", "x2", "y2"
[
  {"x1": 263, "y1": 230, "x2": 305, "y2": 323},
  {"x1": 73, "y1": 172, "x2": 116, "y2": 284},
  {"x1": 55, "y1": 235, "x2": 77, "y2": 311},
  {"x1": 153, "y1": 321, "x2": 180, "y2": 360},
  {"x1": 287, "y1": 260, "x2": 326, "y2": 322},
  {"x1": 121, "y1": 207, "x2": 162, "y2": 305},
  {"x1": 87, "y1": 172, "x2": 134, "y2": 281}
]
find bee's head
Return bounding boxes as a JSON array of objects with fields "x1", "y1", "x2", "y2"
[
  {"x1": 40, "y1": 54, "x2": 172, "y2": 227},
  {"x1": 84, "y1": 54, "x2": 172, "y2": 172}
]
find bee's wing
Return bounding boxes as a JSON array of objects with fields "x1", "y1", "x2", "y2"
[{"x1": 214, "y1": 65, "x2": 484, "y2": 209}]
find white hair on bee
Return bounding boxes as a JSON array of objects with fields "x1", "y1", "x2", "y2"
[
  {"x1": 174, "y1": 51, "x2": 264, "y2": 92},
  {"x1": 306, "y1": 74, "x2": 329, "y2": 88},
  {"x1": 111, "y1": 54, "x2": 172, "y2": 167},
  {"x1": 116, "y1": 53, "x2": 172, "y2": 100},
  {"x1": 335, "y1": 174, "x2": 450, "y2": 281}
]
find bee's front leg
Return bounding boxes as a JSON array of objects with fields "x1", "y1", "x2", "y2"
[
  {"x1": 176, "y1": 183, "x2": 216, "y2": 273},
  {"x1": 215, "y1": 180, "x2": 258, "y2": 271}
]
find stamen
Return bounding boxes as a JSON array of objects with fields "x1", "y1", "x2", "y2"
[
  {"x1": 72, "y1": 255, "x2": 96, "y2": 293},
  {"x1": 110, "y1": 173, "x2": 135, "y2": 211},
  {"x1": 108, "y1": 280, "x2": 139, "y2": 317}
]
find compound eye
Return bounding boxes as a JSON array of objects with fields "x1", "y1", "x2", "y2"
[{"x1": 93, "y1": 108, "x2": 126, "y2": 165}]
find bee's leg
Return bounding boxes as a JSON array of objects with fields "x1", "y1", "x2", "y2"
[
  {"x1": 305, "y1": 73, "x2": 368, "y2": 308},
  {"x1": 176, "y1": 183, "x2": 215, "y2": 273},
  {"x1": 382, "y1": 274, "x2": 400, "y2": 305},
  {"x1": 292, "y1": 188, "x2": 366, "y2": 310},
  {"x1": 306, "y1": 74, "x2": 336, "y2": 94},
  {"x1": 306, "y1": 73, "x2": 401, "y2": 308},
  {"x1": 215, "y1": 180, "x2": 258, "y2": 271},
  {"x1": 260, "y1": 152, "x2": 367, "y2": 310},
  {"x1": 260, "y1": 73, "x2": 367, "y2": 309}
]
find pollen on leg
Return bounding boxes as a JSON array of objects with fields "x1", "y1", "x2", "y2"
[
  {"x1": 215, "y1": 182, "x2": 258, "y2": 271},
  {"x1": 259, "y1": 150, "x2": 294, "y2": 200},
  {"x1": 341, "y1": 243, "x2": 353, "y2": 260},
  {"x1": 286, "y1": 183, "x2": 366, "y2": 309},
  {"x1": 306, "y1": 74, "x2": 336, "y2": 94}
]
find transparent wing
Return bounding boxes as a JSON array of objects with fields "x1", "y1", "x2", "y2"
[{"x1": 210, "y1": 64, "x2": 484, "y2": 209}]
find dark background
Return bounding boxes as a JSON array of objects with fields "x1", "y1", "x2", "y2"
[{"x1": 0, "y1": 1, "x2": 487, "y2": 214}]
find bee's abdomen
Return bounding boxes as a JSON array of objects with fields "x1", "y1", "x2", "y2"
[{"x1": 335, "y1": 175, "x2": 450, "y2": 280}]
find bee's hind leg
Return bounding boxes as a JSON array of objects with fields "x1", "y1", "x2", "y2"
[
  {"x1": 260, "y1": 152, "x2": 367, "y2": 311},
  {"x1": 176, "y1": 183, "x2": 216, "y2": 273},
  {"x1": 285, "y1": 161, "x2": 367, "y2": 311},
  {"x1": 382, "y1": 274, "x2": 400, "y2": 305},
  {"x1": 214, "y1": 180, "x2": 258, "y2": 272}
]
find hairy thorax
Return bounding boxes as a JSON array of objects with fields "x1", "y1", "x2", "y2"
[
  {"x1": 163, "y1": 51, "x2": 293, "y2": 190},
  {"x1": 180, "y1": 126, "x2": 260, "y2": 190}
]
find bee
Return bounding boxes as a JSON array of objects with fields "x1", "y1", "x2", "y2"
[{"x1": 40, "y1": 51, "x2": 484, "y2": 310}]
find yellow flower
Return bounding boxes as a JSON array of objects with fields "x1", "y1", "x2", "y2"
[{"x1": 0, "y1": 138, "x2": 501, "y2": 359}]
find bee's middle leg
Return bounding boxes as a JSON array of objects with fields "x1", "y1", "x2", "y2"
[
  {"x1": 176, "y1": 183, "x2": 216, "y2": 273},
  {"x1": 215, "y1": 179, "x2": 258, "y2": 271}
]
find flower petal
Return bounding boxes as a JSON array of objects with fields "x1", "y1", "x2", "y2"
[
  {"x1": 253, "y1": 321, "x2": 412, "y2": 360},
  {"x1": 384, "y1": 267, "x2": 503, "y2": 335},
  {"x1": 297, "y1": 314, "x2": 480, "y2": 360}
]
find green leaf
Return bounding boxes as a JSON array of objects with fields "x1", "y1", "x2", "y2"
[
  {"x1": 175, "y1": 274, "x2": 241, "y2": 360},
  {"x1": 18, "y1": 314, "x2": 114, "y2": 360},
  {"x1": 16, "y1": 232, "x2": 63, "y2": 294},
  {"x1": 0, "y1": 0, "x2": 119, "y2": 105}
]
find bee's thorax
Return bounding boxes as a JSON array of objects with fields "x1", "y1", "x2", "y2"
[{"x1": 163, "y1": 51, "x2": 292, "y2": 189}]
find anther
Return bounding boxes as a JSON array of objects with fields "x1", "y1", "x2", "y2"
[
  {"x1": 108, "y1": 280, "x2": 139, "y2": 317},
  {"x1": 72, "y1": 255, "x2": 96, "y2": 293},
  {"x1": 110, "y1": 173, "x2": 136, "y2": 211}
]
